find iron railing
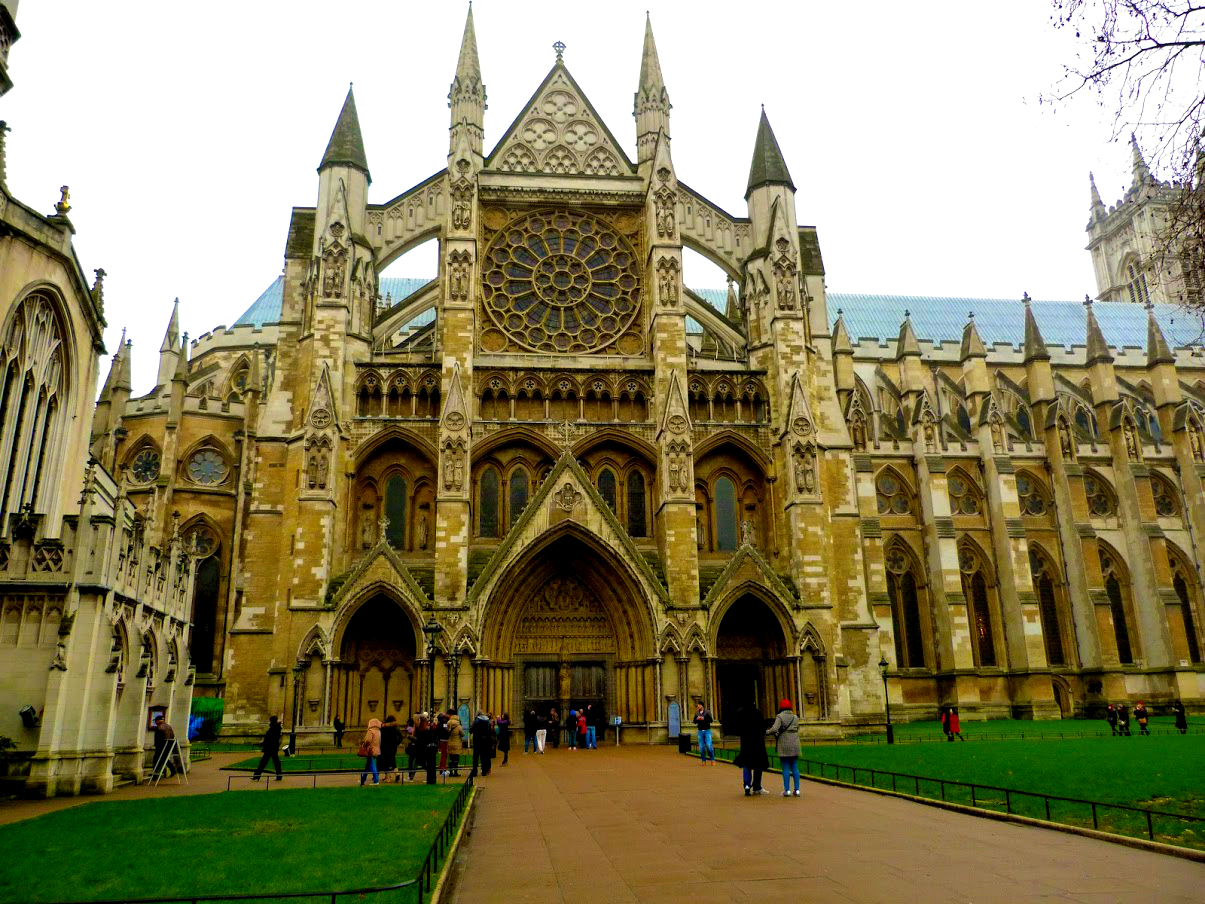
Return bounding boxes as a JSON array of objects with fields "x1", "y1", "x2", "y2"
[
  {"x1": 52, "y1": 776, "x2": 475, "y2": 904},
  {"x1": 224, "y1": 769, "x2": 464, "y2": 791},
  {"x1": 705, "y1": 725, "x2": 1198, "y2": 748},
  {"x1": 692, "y1": 743, "x2": 1205, "y2": 850}
]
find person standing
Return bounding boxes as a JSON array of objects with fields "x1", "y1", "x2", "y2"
[
  {"x1": 1133, "y1": 701, "x2": 1151, "y2": 735},
  {"x1": 1106, "y1": 704, "x2": 1118, "y2": 736},
  {"x1": 535, "y1": 709, "x2": 548, "y2": 754},
  {"x1": 584, "y1": 703, "x2": 598, "y2": 749},
  {"x1": 411, "y1": 713, "x2": 432, "y2": 779},
  {"x1": 565, "y1": 709, "x2": 578, "y2": 750},
  {"x1": 1172, "y1": 699, "x2": 1188, "y2": 734},
  {"x1": 445, "y1": 710, "x2": 464, "y2": 776},
  {"x1": 1117, "y1": 704, "x2": 1132, "y2": 736},
  {"x1": 151, "y1": 716, "x2": 177, "y2": 779},
  {"x1": 767, "y1": 699, "x2": 801, "y2": 797},
  {"x1": 496, "y1": 712, "x2": 511, "y2": 765},
  {"x1": 577, "y1": 709, "x2": 587, "y2": 750},
  {"x1": 948, "y1": 706, "x2": 964, "y2": 741},
  {"x1": 523, "y1": 709, "x2": 537, "y2": 754},
  {"x1": 548, "y1": 707, "x2": 560, "y2": 749},
  {"x1": 333, "y1": 715, "x2": 345, "y2": 748},
  {"x1": 940, "y1": 706, "x2": 952, "y2": 741},
  {"x1": 436, "y1": 712, "x2": 451, "y2": 773},
  {"x1": 379, "y1": 715, "x2": 401, "y2": 782},
  {"x1": 469, "y1": 711, "x2": 494, "y2": 777},
  {"x1": 359, "y1": 718, "x2": 382, "y2": 786},
  {"x1": 733, "y1": 702, "x2": 769, "y2": 796},
  {"x1": 251, "y1": 715, "x2": 284, "y2": 781},
  {"x1": 694, "y1": 702, "x2": 715, "y2": 765}
]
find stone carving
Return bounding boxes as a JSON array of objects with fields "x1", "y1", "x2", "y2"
[
  {"x1": 656, "y1": 256, "x2": 680, "y2": 307},
  {"x1": 847, "y1": 396, "x2": 868, "y2": 451},
  {"x1": 305, "y1": 435, "x2": 331, "y2": 490},
  {"x1": 417, "y1": 513, "x2": 429, "y2": 550},
  {"x1": 447, "y1": 250, "x2": 472, "y2": 302},
  {"x1": 922, "y1": 417, "x2": 937, "y2": 453},
  {"x1": 696, "y1": 509, "x2": 705, "y2": 548},
  {"x1": 792, "y1": 416, "x2": 812, "y2": 437},
  {"x1": 773, "y1": 248, "x2": 798, "y2": 310},
  {"x1": 445, "y1": 411, "x2": 465, "y2": 431},
  {"x1": 654, "y1": 171, "x2": 676, "y2": 238},
  {"x1": 322, "y1": 246, "x2": 347, "y2": 298},
  {"x1": 741, "y1": 519, "x2": 755, "y2": 547},
  {"x1": 450, "y1": 177, "x2": 474, "y2": 230},
  {"x1": 442, "y1": 439, "x2": 465, "y2": 492},
  {"x1": 666, "y1": 442, "x2": 691, "y2": 493},
  {"x1": 1058, "y1": 418, "x2": 1075, "y2": 460},
  {"x1": 990, "y1": 416, "x2": 1005, "y2": 453},
  {"x1": 1124, "y1": 419, "x2": 1140, "y2": 461},
  {"x1": 553, "y1": 482, "x2": 582, "y2": 511},
  {"x1": 310, "y1": 408, "x2": 331, "y2": 429},
  {"x1": 1191, "y1": 420, "x2": 1204, "y2": 461},
  {"x1": 794, "y1": 444, "x2": 816, "y2": 495},
  {"x1": 492, "y1": 76, "x2": 624, "y2": 176},
  {"x1": 49, "y1": 641, "x2": 68, "y2": 671},
  {"x1": 361, "y1": 506, "x2": 376, "y2": 548},
  {"x1": 667, "y1": 413, "x2": 688, "y2": 435}
]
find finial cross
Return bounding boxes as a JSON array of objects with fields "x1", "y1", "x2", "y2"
[{"x1": 553, "y1": 40, "x2": 566, "y2": 60}]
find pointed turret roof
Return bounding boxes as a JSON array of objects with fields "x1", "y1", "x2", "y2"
[
  {"x1": 319, "y1": 86, "x2": 371, "y2": 182},
  {"x1": 1022, "y1": 293, "x2": 1050, "y2": 362},
  {"x1": 1130, "y1": 133, "x2": 1150, "y2": 186},
  {"x1": 745, "y1": 108, "x2": 795, "y2": 198},
  {"x1": 638, "y1": 13, "x2": 666, "y2": 96},
  {"x1": 1089, "y1": 172, "x2": 1106, "y2": 217},
  {"x1": 454, "y1": 4, "x2": 481, "y2": 85},
  {"x1": 724, "y1": 278, "x2": 740, "y2": 321},
  {"x1": 832, "y1": 309, "x2": 853, "y2": 355},
  {"x1": 1146, "y1": 302, "x2": 1175, "y2": 365},
  {"x1": 98, "y1": 328, "x2": 126, "y2": 402},
  {"x1": 116, "y1": 338, "x2": 133, "y2": 392},
  {"x1": 1084, "y1": 296, "x2": 1114, "y2": 365},
  {"x1": 960, "y1": 313, "x2": 987, "y2": 360},
  {"x1": 173, "y1": 334, "x2": 189, "y2": 382},
  {"x1": 159, "y1": 299, "x2": 179, "y2": 353},
  {"x1": 895, "y1": 311, "x2": 921, "y2": 358}
]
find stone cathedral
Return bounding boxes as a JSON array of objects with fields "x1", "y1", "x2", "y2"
[{"x1": 3, "y1": 8, "x2": 1205, "y2": 795}]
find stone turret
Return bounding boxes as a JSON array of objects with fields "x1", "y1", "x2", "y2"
[
  {"x1": 633, "y1": 13, "x2": 670, "y2": 166},
  {"x1": 156, "y1": 299, "x2": 180, "y2": 388},
  {"x1": 449, "y1": 4, "x2": 485, "y2": 160}
]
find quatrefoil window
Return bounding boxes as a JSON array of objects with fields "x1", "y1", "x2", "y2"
[
  {"x1": 188, "y1": 449, "x2": 229, "y2": 486},
  {"x1": 481, "y1": 209, "x2": 641, "y2": 354}
]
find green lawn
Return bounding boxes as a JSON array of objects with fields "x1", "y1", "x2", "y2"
[
  {"x1": 0, "y1": 786, "x2": 462, "y2": 903},
  {"x1": 716, "y1": 733, "x2": 1205, "y2": 849},
  {"x1": 882, "y1": 715, "x2": 1190, "y2": 742}
]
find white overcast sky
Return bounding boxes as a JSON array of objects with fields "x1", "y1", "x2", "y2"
[{"x1": 2, "y1": 1, "x2": 1136, "y2": 392}]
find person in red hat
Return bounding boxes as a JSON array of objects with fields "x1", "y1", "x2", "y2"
[{"x1": 766, "y1": 699, "x2": 801, "y2": 796}]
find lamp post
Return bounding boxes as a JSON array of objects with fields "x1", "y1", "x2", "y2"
[
  {"x1": 422, "y1": 617, "x2": 442, "y2": 785},
  {"x1": 878, "y1": 654, "x2": 894, "y2": 745},
  {"x1": 289, "y1": 662, "x2": 303, "y2": 755}
]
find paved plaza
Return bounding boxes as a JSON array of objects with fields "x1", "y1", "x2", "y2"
[{"x1": 449, "y1": 745, "x2": 1205, "y2": 904}]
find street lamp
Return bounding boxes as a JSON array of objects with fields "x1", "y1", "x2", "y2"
[
  {"x1": 878, "y1": 654, "x2": 894, "y2": 745},
  {"x1": 422, "y1": 617, "x2": 443, "y2": 785}
]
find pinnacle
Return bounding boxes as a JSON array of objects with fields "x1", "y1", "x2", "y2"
[
  {"x1": 319, "y1": 86, "x2": 371, "y2": 182},
  {"x1": 1022, "y1": 293, "x2": 1050, "y2": 363},
  {"x1": 1083, "y1": 296, "x2": 1114, "y2": 365},
  {"x1": 895, "y1": 311, "x2": 921, "y2": 358},
  {"x1": 960, "y1": 314, "x2": 987, "y2": 360},
  {"x1": 1147, "y1": 303, "x2": 1175, "y2": 365},
  {"x1": 746, "y1": 108, "x2": 795, "y2": 199},
  {"x1": 159, "y1": 298, "x2": 180, "y2": 353},
  {"x1": 832, "y1": 310, "x2": 853, "y2": 355},
  {"x1": 638, "y1": 13, "x2": 666, "y2": 95},
  {"x1": 455, "y1": 4, "x2": 481, "y2": 83}
]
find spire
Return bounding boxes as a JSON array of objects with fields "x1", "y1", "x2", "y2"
[
  {"x1": 319, "y1": 86, "x2": 371, "y2": 182},
  {"x1": 831, "y1": 309, "x2": 853, "y2": 356},
  {"x1": 455, "y1": 4, "x2": 481, "y2": 84},
  {"x1": 895, "y1": 310, "x2": 921, "y2": 358},
  {"x1": 724, "y1": 277, "x2": 740, "y2": 321},
  {"x1": 1089, "y1": 172, "x2": 1106, "y2": 219},
  {"x1": 745, "y1": 107, "x2": 795, "y2": 199},
  {"x1": 159, "y1": 298, "x2": 179, "y2": 353},
  {"x1": 1084, "y1": 295, "x2": 1114, "y2": 365},
  {"x1": 1146, "y1": 302, "x2": 1175, "y2": 365},
  {"x1": 634, "y1": 13, "x2": 670, "y2": 164},
  {"x1": 173, "y1": 334, "x2": 189, "y2": 383},
  {"x1": 98, "y1": 328, "x2": 126, "y2": 402},
  {"x1": 1022, "y1": 293, "x2": 1050, "y2": 362},
  {"x1": 1130, "y1": 132, "x2": 1150, "y2": 187},
  {"x1": 116, "y1": 338, "x2": 133, "y2": 393},
  {"x1": 960, "y1": 312, "x2": 987, "y2": 360}
]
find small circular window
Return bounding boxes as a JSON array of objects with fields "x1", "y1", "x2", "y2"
[
  {"x1": 1017, "y1": 474, "x2": 1047, "y2": 516},
  {"x1": 131, "y1": 448, "x2": 160, "y2": 484},
  {"x1": 948, "y1": 474, "x2": 980, "y2": 515},
  {"x1": 184, "y1": 524, "x2": 219, "y2": 557},
  {"x1": 876, "y1": 473, "x2": 911, "y2": 515},
  {"x1": 1084, "y1": 475, "x2": 1115, "y2": 517},
  {"x1": 188, "y1": 449, "x2": 228, "y2": 486}
]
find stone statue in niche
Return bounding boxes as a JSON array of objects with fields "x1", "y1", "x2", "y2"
[
  {"x1": 1191, "y1": 423, "x2": 1204, "y2": 461},
  {"x1": 990, "y1": 417, "x2": 1005, "y2": 454},
  {"x1": 323, "y1": 249, "x2": 346, "y2": 298},
  {"x1": 657, "y1": 258, "x2": 679, "y2": 307},
  {"x1": 1058, "y1": 419, "x2": 1074, "y2": 459},
  {"x1": 696, "y1": 510, "x2": 704, "y2": 549},
  {"x1": 361, "y1": 508, "x2": 376, "y2": 548},
  {"x1": 776, "y1": 267, "x2": 796, "y2": 309},
  {"x1": 316, "y1": 454, "x2": 328, "y2": 490},
  {"x1": 655, "y1": 187, "x2": 675, "y2": 238},
  {"x1": 307, "y1": 453, "x2": 319, "y2": 490},
  {"x1": 795, "y1": 445, "x2": 816, "y2": 494},
  {"x1": 1124, "y1": 422, "x2": 1140, "y2": 461},
  {"x1": 922, "y1": 419, "x2": 937, "y2": 453},
  {"x1": 741, "y1": 519, "x2": 755, "y2": 547},
  {"x1": 667, "y1": 453, "x2": 681, "y2": 492},
  {"x1": 443, "y1": 442, "x2": 465, "y2": 492},
  {"x1": 417, "y1": 513, "x2": 429, "y2": 550},
  {"x1": 850, "y1": 414, "x2": 867, "y2": 451}
]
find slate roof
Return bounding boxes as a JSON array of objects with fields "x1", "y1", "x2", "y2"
[
  {"x1": 232, "y1": 276, "x2": 432, "y2": 328},
  {"x1": 320, "y1": 88, "x2": 370, "y2": 179},
  {"x1": 746, "y1": 109, "x2": 795, "y2": 197}
]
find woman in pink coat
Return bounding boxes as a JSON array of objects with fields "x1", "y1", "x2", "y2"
[{"x1": 360, "y1": 718, "x2": 382, "y2": 785}]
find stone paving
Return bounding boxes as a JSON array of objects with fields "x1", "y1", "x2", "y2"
[{"x1": 448, "y1": 745, "x2": 1205, "y2": 904}]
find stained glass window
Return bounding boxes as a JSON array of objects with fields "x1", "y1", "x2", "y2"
[
  {"x1": 385, "y1": 475, "x2": 407, "y2": 548},
  {"x1": 479, "y1": 469, "x2": 499, "y2": 538},
  {"x1": 947, "y1": 473, "x2": 980, "y2": 515},
  {"x1": 1030, "y1": 549, "x2": 1066, "y2": 666},
  {"x1": 1100, "y1": 551, "x2": 1134, "y2": 664},
  {"x1": 598, "y1": 468, "x2": 616, "y2": 513},
  {"x1": 627, "y1": 471, "x2": 646, "y2": 537},
  {"x1": 1084, "y1": 474, "x2": 1115, "y2": 517},
  {"x1": 131, "y1": 448, "x2": 160, "y2": 484},
  {"x1": 188, "y1": 449, "x2": 228, "y2": 486},
  {"x1": 715, "y1": 476, "x2": 738, "y2": 551},
  {"x1": 886, "y1": 545, "x2": 925, "y2": 668},
  {"x1": 876, "y1": 472, "x2": 911, "y2": 515},
  {"x1": 1016, "y1": 473, "x2": 1047, "y2": 515},
  {"x1": 509, "y1": 469, "x2": 529, "y2": 530}
]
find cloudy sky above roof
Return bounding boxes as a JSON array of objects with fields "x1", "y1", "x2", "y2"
[{"x1": 4, "y1": 1, "x2": 1133, "y2": 391}]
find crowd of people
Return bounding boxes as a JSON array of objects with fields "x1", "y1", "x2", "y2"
[
  {"x1": 520, "y1": 703, "x2": 607, "y2": 753},
  {"x1": 1105, "y1": 700, "x2": 1189, "y2": 736}
]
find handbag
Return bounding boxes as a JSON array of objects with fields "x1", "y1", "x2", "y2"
[{"x1": 357, "y1": 737, "x2": 372, "y2": 758}]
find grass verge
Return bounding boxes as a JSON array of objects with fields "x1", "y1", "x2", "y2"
[{"x1": 0, "y1": 785, "x2": 460, "y2": 903}]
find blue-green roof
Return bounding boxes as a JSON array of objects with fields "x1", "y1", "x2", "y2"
[{"x1": 232, "y1": 276, "x2": 434, "y2": 328}]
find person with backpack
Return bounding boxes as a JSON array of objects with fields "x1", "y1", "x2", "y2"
[
  {"x1": 733, "y1": 702, "x2": 769, "y2": 796},
  {"x1": 767, "y1": 699, "x2": 801, "y2": 797},
  {"x1": 1117, "y1": 704, "x2": 1132, "y2": 736},
  {"x1": 1106, "y1": 703, "x2": 1119, "y2": 736},
  {"x1": 445, "y1": 710, "x2": 464, "y2": 776}
]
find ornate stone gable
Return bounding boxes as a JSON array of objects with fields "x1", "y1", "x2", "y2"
[
  {"x1": 440, "y1": 363, "x2": 470, "y2": 497},
  {"x1": 658, "y1": 371, "x2": 694, "y2": 499},
  {"x1": 486, "y1": 65, "x2": 633, "y2": 177},
  {"x1": 327, "y1": 540, "x2": 433, "y2": 616},
  {"x1": 699, "y1": 544, "x2": 802, "y2": 613}
]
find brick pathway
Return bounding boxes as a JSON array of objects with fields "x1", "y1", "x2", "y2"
[{"x1": 449, "y1": 746, "x2": 1205, "y2": 904}]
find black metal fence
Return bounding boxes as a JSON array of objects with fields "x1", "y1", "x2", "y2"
[
  {"x1": 694, "y1": 744, "x2": 1205, "y2": 851},
  {"x1": 706, "y1": 726, "x2": 1198, "y2": 748},
  {"x1": 53, "y1": 776, "x2": 475, "y2": 904},
  {"x1": 224, "y1": 768, "x2": 466, "y2": 791}
]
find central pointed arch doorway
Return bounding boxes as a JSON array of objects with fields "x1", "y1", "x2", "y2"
[
  {"x1": 331, "y1": 594, "x2": 420, "y2": 729},
  {"x1": 479, "y1": 530, "x2": 657, "y2": 727}
]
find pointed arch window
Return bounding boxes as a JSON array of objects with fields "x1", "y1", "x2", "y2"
[
  {"x1": 885, "y1": 544, "x2": 926, "y2": 668},
  {"x1": 1151, "y1": 473, "x2": 1179, "y2": 518},
  {"x1": 947, "y1": 471, "x2": 981, "y2": 516},
  {"x1": 876, "y1": 470, "x2": 912, "y2": 516},
  {"x1": 1074, "y1": 404, "x2": 1098, "y2": 439},
  {"x1": 1100, "y1": 549, "x2": 1135, "y2": 664},
  {"x1": 509, "y1": 469, "x2": 530, "y2": 531},
  {"x1": 1016, "y1": 471, "x2": 1049, "y2": 516},
  {"x1": 597, "y1": 468, "x2": 617, "y2": 513},
  {"x1": 385, "y1": 475, "x2": 407, "y2": 548},
  {"x1": 955, "y1": 403, "x2": 972, "y2": 434},
  {"x1": 627, "y1": 471, "x2": 647, "y2": 537},
  {"x1": 1084, "y1": 472, "x2": 1116, "y2": 517},
  {"x1": 1169, "y1": 552, "x2": 1202, "y2": 664},
  {"x1": 1015, "y1": 405, "x2": 1033, "y2": 441},
  {"x1": 714, "y1": 476, "x2": 739, "y2": 551},
  {"x1": 479, "y1": 468, "x2": 500, "y2": 538},
  {"x1": 1029, "y1": 548, "x2": 1067, "y2": 666},
  {"x1": 959, "y1": 545, "x2": 997, "y2": 667}
]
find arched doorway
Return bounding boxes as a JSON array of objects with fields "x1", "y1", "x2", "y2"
[
  {"x1": 714, "y1": 594, "x2": 791, "y2": 731},
  {"x1": 479, "y1": 531, "x2": 656, "y2": 726},
  {"x1": 332, "y1": 595, "x2": 419, "y2": 729}
]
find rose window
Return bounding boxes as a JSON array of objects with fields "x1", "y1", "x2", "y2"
[
  {"x1": 185, "y1": 525, "x2": 219, "y2": 558},
  {"x1": 188, "y1": 449, "x2": 228, "y2": 486},
  {"x1": 876, "y1": 473, "x2": 911, "y2": 515},
  {"x1": 947, "y1": 474, "x2": 981, "y2": 515},
  {"x1": 1016, "y1": 474, "x2": 1047, "y2": 515},
  {"x1": 1084, "y1": 475, "x2": 1115, "y2": 517},
  {"x1": 131, "y1": 448, "x2": 160, "y2": 484},
  {"x1": 481, "y1": 209, "x2": 641, "y2": 354}
]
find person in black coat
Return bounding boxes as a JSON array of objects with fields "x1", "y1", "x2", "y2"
[
  {"x1": 496, "y1": 712, "x2": 512, "y2": 765},
  {"x1": 523, "y1": 709, "x2": 538, "y2": 754},
  {"x1": 252, "y1": 715, "x2": 284, "y2": 781},
  {"x1": 732, "y1": 703, "x2": 770, "y2": 796},
  {"x1": 1172, "y1": 700, "x2": 1188, "y2": 734},
  {"x1": 469, "y1": 711, "x2": 494, "y2": 777},
  {"x1": 379, "y1": 715, "x2": 402, "y2": 782},
  {"x1": 333, "y1": 716, "x2": 345, "y2": 747}
]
